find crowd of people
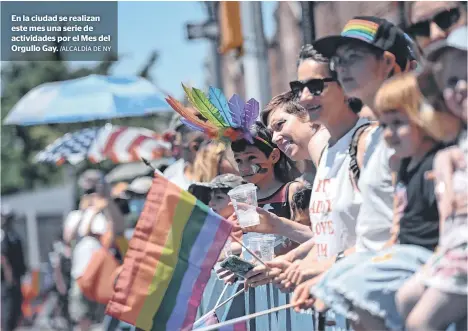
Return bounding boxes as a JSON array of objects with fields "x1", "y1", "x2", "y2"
[
  {"x1": 1, "y1": 1, "x2": 467, "y2": 331},
  {"x1": 185, "y1": 2, "x2": 467, "y2": 331}
]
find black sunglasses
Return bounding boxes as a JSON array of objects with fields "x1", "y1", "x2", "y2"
[
  {"x1": 289, "y1": 78, "x2": 336, "y2": 97},
  {"x1": 407, "y1": 7, "x2": 461, "y2": 37}
]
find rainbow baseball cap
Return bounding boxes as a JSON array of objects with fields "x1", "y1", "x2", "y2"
[{"x1": 313, "y1": 16, "x2": 412, "y2": 71}]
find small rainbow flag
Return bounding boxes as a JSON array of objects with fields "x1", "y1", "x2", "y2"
[{"x1": 105, "y1": 173, "x2": 233, "y2": 331}]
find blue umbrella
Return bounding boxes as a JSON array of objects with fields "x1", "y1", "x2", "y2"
[{"x1": 3, "y1": 75, "x2": 170, "y2": 126}]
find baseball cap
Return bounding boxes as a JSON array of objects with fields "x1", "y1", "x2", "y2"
[
  {"x1": 426, "y1": 26, "x2": 468, "y2": 62},
  {"x1": 313, "y1": 16, "x2": 412, "y2": 71},
  {"x1": 127, "y1": 176, "x2": 153, "y2": 195},
  {"x1": 190, "y1": 174, "x2": 247, "y2": 192}
]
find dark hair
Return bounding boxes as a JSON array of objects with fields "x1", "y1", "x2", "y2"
[
  {"x1": 297, "y1": 44, "x2": 338, "y2": 80},
  {"x1": 213, "y1": 187, "x2": 231, "y2": 195},
  {"x1": 297, "y1": 44, "x2": 363, "y2": 113},
  {"x1": 231, "y1": 121, "x2": 301, "y2": 183},
  {"x1": 291, "y1": 186, "x2": 312, "y2": 212},
  {"x1": 260, "y1": 91, "x2": 307, "y2": 126}
]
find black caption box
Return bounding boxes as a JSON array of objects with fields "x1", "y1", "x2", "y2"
[{"x1": 1, "y1": 1, "x2": 118, "y2": 61}]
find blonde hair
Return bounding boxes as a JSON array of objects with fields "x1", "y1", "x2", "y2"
[
  {"x1": 375, "y1": 73, "x2": 461, "y2": 142},
  {"x1": 192, "y1": 141, "x2": 234, "y2": 182}
]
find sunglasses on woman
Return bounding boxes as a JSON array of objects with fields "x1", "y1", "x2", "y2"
[
  {"x1": 289, "y1": 77, "x2": 336, "y2": 97},
  {"x1": 407, "y1": 7, "x2": 461, "y2": 37}
]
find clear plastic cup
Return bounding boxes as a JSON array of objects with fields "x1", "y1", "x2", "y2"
[
  {"x1": 248, "y1": 235, "x2": 275, "y2": 262},
  {"x1": 228, "y1": 183, "x2": 260, "y2": 228}
]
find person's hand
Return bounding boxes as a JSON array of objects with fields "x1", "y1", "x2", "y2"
[
  {"x1": 433, "y1": 146, "x2": 467, "y2": 222},
  {"x1": 280, "y1": 258, "x2": 333, "y2": 292},
  {"x1": 227, "y1": 215, "x2": 243, "y2": 240},
  {"x1": 443, "y1": 80, "x2": 467, "y2": 122},
  {"x1": 216, "y1": 267, "x2": 238, "y2": 285},
  {"x1": 244, "y1": 262, "x2": 282, "y2": 288},
  {"x1": 291, "y1": 274, "x2": 324, "y2": 312},
  {"x1": 261, "y1": 255, "x2": 294, "y2": 292},
  {"x1": 228, "y1": 203, "x2": 283, "y2": 235}
]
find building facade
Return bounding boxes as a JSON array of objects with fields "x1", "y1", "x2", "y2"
[{"x1": 220, "y1": 1, "x2": 405, "y2": 100}]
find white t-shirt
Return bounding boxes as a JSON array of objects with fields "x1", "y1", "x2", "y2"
[
  {"x1": 163, "y1": 159, "x2": 193, "y2": 190},
  {"x1": 355, "y1": 127, "x2": 395, "y2": 252},
  {"x1": 71, "y1": 236, "x2": 102, "y2": 279},
  {"x1": 63, "y1": 209, "x2": 109, "y2": 279},
  {"x1": 63, "y1": 209, "x2": 108, "y2": 239},
  {"x1": 309, "y1": 118, "x2": 368, "y2": 260}
]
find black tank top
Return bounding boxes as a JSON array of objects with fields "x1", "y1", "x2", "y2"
[{"x1": 258, "y1": 182, "x2": 294, "y2": 219}]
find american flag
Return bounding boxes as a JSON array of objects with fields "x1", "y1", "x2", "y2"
[{"x1": 35, "y1": 125, "x2": 171, "y2": 165}]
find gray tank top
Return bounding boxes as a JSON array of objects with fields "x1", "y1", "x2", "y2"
[{"x1": 355, "y1": 127, "x2": 395, "y2": 252}]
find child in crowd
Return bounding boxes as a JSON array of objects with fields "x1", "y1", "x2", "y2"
[
  {"x1": 230, "y1": 121, "x2": 304, "y2": 255},
  {"x1": 189, "y1": 173, "x2": 247, "y2": 260},
  {"x1": 291, "y1": 187, "x2": 312, "y2": 227},
  {"x1": 396, "y1": 26, "x2": 468, "y2": 331},
  {"x1": 307, "y1": 73, "x2": 448, "y2": 331}
]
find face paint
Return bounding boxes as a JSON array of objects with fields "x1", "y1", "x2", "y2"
[
  {"x1": 242, "y1": 164, "x2": 268, "y2": 177},
  {"x1": 254, "y1": 164, "x2": 268, "y2": 174}
]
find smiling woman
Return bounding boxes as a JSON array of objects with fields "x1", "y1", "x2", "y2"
[{"x1": 261, "y1": 91, "x2": 321, "y2": 163}]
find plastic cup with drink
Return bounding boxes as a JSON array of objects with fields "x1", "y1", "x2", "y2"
[
  {"x1": 228, "y1": 183, "x2": 260, "y2": 228},
  {"x1": 248, "y1": 234, "x2": 275, "y2": 262}
]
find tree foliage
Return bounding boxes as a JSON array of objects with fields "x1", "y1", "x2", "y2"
[{"x1": 1, "y1": 51, "x2": 172, "y2": 195}]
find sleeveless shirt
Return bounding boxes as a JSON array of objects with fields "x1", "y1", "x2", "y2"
[{"x1": 309, "y1": 118, "x2": 368, "y2": 260}]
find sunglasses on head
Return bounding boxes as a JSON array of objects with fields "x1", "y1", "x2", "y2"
[
  {"x1": 407, "y1": 7, "x2": 461, "y2": 37},
  {"x1": 289, "y1": 78, "x2": 336, "y2": 97}
]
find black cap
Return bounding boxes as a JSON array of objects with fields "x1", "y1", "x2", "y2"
[
  {"x1": 313, "y1": 16, "x2": 412, "y2": 70},
  {"x1": 190, "y1": 174, "x2": 247, "y2": 191}
]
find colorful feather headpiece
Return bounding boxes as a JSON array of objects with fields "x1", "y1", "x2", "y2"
[{"x1": 165, "y1": 84, "x2": 260, "y2": 143}]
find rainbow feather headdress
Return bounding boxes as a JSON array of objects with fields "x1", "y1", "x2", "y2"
[{"x1": 165, "y1": 84, "x2": 259, "y2": 144}]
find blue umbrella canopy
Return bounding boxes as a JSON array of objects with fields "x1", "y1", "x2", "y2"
[{"x1": 3, "y1": 75, "x2": 170, "y2": 126}]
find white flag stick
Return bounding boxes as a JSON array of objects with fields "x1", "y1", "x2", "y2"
[
  {"x1": 214, "y1": 283, "x2": 230, "y2": 308},
  {"x1": 193, "y1": 302, "x2": 297, "y2": 331},
  {"x1": 193, "y1": 286, "x2": 245, "y2": 327}
]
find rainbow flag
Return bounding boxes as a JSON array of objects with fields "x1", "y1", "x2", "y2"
[{"x1": 105, "y1": 173, "x2": 233, "y2": 331}]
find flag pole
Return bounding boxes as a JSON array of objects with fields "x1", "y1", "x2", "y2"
[
  {"x1": 193, "y1": 302, "x2": 298, "y2": 331},
  {"x1": 214, "y1": 283, "x2": 230, "y2": 308},
  {"x1": 193, "y1": 286, "x2": 245, "y2": 327}
]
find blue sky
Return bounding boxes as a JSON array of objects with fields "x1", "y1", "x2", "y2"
[{"x1": 69, "y1": 1, "x2": 278, "y2": 100}]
